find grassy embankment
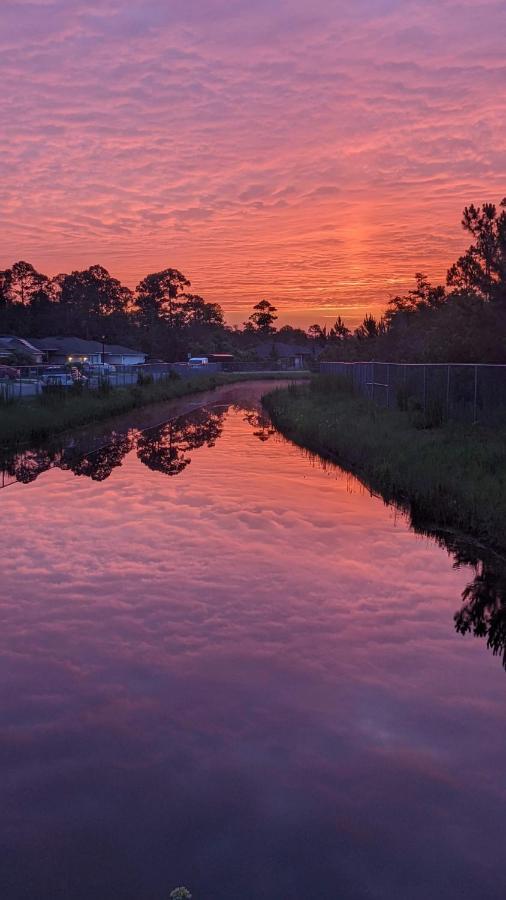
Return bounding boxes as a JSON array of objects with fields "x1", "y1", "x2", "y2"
[
  {"x1": 263, "y1": 375, "x2": 506, "y2": 552},
  {"x1": 0, "y1": 371, "x2": 309, "y2": 449}
]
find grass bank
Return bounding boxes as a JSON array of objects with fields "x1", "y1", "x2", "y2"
[
  {"x1": 263, "y1": 375, "x2": 506, "y2": 552},
  {"x1": 0, "y1": 371, "x2": 309, "y2": 449}
]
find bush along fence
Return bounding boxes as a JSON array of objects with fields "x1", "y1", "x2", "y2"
[{"x1": 319, "y1": 360, "x2": 506, "y2": 426}]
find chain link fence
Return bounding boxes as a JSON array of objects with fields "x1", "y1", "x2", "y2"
[
  {"x1": 320, "y1": 361, "x2": 506, "y2": 425},
  {"x1": 0, "y1": 362, "x2": 226, "y2": 404}
]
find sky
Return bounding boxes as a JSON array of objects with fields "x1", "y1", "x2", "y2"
[{"x1": 1, "y1": 0, "x2": 505, "y2": 328}]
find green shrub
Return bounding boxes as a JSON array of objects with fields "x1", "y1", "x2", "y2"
[
  {"x1": 396, "y1": 384, "x2": 414, "y2": 412},
  {"x1": 412, "y1": 397, "x2": 444, "y2": 429},
  {"x1": 137, "y1": 371, "x2": 154, "y2": 386},
  {"x1": 310, "y1": 373, "x2": 354, "y2": 395},
  {"x1": 97, "y1": 377, "x2": 112, "y2": 395}
]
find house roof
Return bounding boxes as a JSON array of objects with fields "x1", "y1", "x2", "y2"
[
  {"x1": 29, "y1": 336, "x2": 144, "y2": 356},
  {"x1": 0, "y1": 335, "x2": 44, "y2": 354},
  {"x1": 254, "y1": 340, "x2": 317, "y2": 360}
]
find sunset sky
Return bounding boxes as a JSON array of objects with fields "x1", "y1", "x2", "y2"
[{"x1": 1, "y1": 0, "x2": 505, "y2": 328}]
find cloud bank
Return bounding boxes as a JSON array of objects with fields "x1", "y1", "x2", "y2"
[{"x1": 1, "y1": 0, "x2": 505, "y2": 325}]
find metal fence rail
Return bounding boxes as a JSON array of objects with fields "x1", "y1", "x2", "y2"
[
  {"x1": 319, "y1": 361, "x2": 506, "y2": 425},
  {"x1": 0, "y1": 362, "x2": 227, "y2": 404}
]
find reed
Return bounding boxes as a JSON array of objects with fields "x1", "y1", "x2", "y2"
[{"x1": 263, "y1": 376, "x2": 506, "y2": 552}]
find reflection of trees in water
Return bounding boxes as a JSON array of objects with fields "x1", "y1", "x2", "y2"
[
  {"x1": 137, "y1": 408, "x2": 225, "y2": 475},
  {"x1": 61, "y1": 432, "x2": 135, "y2": 481},
  {"x1": 451, "y1": 543, "x2": 506, "y2": 669},
  {"x1": 1, "y1": 448, "x2": 54, "y2": 484},
  {"x1": 0, "y1": 407, "x2": 227, "y2": 488},
  {"x1": 242, "y1": 409, "x2": 276, "y2": 442},
  {"x1": 419, "y1": 528, "x2": 506, "y2": 670}
]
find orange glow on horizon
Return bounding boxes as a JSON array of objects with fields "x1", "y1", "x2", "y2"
[{"x1": 1, "y1": 1, "x2": 505, "y2": 330}]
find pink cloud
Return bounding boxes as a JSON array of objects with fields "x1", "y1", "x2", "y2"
[{"x1": 0, "y1": 0, "x2": 505, "y2": 326}]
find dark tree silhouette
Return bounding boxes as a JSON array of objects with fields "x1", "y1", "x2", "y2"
[
  {"x1": 182, "y1": 293, "x2": 224, "y2": 327},
  {"x1": 307, "y1": 324, "x2": 327, "y2": 343},
  {"x1": 447, "y1": 200, "x2": 506, "y2": 304},
  {"x1": 385, "y1": 273, "x2": 446, "y2": 325},
  {"x1": 55, "y1": 265, "x2": 132, "y2": 318},
  {"x1": 5, "y1": 260, "x2": 50, "y2": 305},
  {"x1": 328, "y1": 316, "x2": 350, "y2": 341},
  {"x1": 135, "y1": 269, "x2": 190, "y2": 327},
  {"x1": 248, "y1": 299, "x2": 278, "y2": 334},
  {"x1": 354, "y1": 313, "x2": 383, "y2": 340},
  {"x1": 0, "y1": 269, "x2": 13, "y2": 309}
]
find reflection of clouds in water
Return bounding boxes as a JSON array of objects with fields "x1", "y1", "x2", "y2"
[
  {"x1": 3, "y1": 398, "x2": 506, "y2": 672},
  {"x1": 1, "y1": 403, "x2": 506, "y2": 897}
]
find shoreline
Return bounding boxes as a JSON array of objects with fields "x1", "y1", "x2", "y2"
[
  {"x1": 0, "y1": 371, "x2": 309, "y2": 451},
  {"x1": 262, "y1": 376, "x2": 506, "y2": 554}
]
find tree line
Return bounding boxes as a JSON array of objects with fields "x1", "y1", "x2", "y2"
[
  {"x1": 0, "y1": 263, "x2": 229, "y2": 360},
  {"x1": 2, "y1": 197, "x2": 505, "y2": 363},
  {"x1": 0, "y1": 259, "x2": 310, "y2": 361}
]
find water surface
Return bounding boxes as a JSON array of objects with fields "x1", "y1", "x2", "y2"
[{"x1": 1, "y1": 383, "x2": 505, "y2": 899}]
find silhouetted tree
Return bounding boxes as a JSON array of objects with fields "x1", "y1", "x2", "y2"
[
  {"x1": 277, "y1": 324, "x2": 309, "y2": 343},
  {"x1": 447, "y1": 199, "x2": 506, "y2": 304},
  {"x1": 55, "y1": 265, "x2": 132, "y2": 318},
  {"x1": 355, "y1": 313, "x2": 383, "y2": 340},
  {"x1": 307, "y1": 324, "x2": 327, "y2": 343},
  {"x1": 0, "y1": 269, "x2": 13, "y2": 309},
  {"x1": 385, "y1": 273, "x2": 446, "y2": 327},
  {"x1": 328, "y1": 316, "x2": 350, "y2": 341},
  {"x1": 182, "y1": 293, "x2": 224, "y2": 327},
  {"x1": 6, "y1": 260, "x2": 50, "y2": 305},
  {"x1": 248, "y1": 299, "x2": 278, "y2": 334},
  {"x1": 135, "y1": 269, "x2": 190, "y2": 327}
]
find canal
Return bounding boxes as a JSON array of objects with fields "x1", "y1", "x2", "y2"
[{"x1": 1, "y1": 382, "x2": 505, "y2": 899}]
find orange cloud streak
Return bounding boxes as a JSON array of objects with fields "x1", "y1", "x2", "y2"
[{"x1": 1, "y1": 0, "x2": 505, "y2": 327}]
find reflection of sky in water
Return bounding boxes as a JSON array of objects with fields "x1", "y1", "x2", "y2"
[{"x1": 1, "y1": 393, "x2": 505, "y2": 899}]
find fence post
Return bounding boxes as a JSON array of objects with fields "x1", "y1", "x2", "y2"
[
  {"x1": 386, "y1": 364, "x2": 390, "y2": 408},
  {"x1": 473, "y1": 364, "x2": 478, "y2": 425},
  {"x1": 423, "y1": 365, "x2": 427, "y2": 413},
  {"x1": 446, "y1": 365, "x2": 451, "y2": 421}
]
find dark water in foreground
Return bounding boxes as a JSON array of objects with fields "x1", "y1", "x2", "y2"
[{"x1": 1, "y1": 383, "x2": 505, "y2": 900}]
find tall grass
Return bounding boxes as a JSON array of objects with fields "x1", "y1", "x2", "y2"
[
  {"x1": 263, "y1": 375, "x2": 506, "y2": 552},
  {"x1": 0, "y1": 372, "x2": 309, "y2": 449}
]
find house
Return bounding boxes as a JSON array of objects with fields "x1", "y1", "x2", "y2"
[
  {"x1": 254, "y1": 340, "x2": 319, "y2": 369},
  {"x1": 29, "y1": 337, "x2": 147, "y2": 366},
  {"x1": 0, "y1": 335, "x2": 45, "y2": 364}
]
